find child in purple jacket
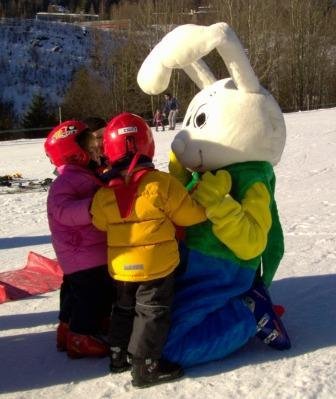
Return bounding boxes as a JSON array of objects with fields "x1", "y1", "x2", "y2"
[{"x1": 45, "y1": 118, "x2": 114, "y2": 359}]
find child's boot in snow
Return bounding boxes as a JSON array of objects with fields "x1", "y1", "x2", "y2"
[
  {"x1": 243, "y1": 282, "x2": 291, "y2": 350},
  {"x1": 66, "y1": 331, "x2": 109, "y2": 358},
  {"x1": 109, "y1": 347, "x2": 131, "y2": 373},
  {"x1": 131, "y1": 357, "x2": 184, "y2": 388},
  {"x1": 56, "y1": 321, "x2": 69, "y2": 352}
]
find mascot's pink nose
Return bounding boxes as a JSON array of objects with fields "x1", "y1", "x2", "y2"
[{"x1": 171, "y1": 137, "x2": 186, "y2": 156}]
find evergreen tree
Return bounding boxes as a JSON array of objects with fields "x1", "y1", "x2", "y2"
[
  {"x1": 21, "y1": 94, "x2": 57, "y2": 138},
  {"x1": 0, "y1": 100, "x2": 15, "y2": 140},
  {"x1": 0, "y1": 100, "x2": 14, "y2": 131}
]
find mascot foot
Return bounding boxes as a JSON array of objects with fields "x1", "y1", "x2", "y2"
[
  {"x1": 273, "y1": 304, "x2": 285, "y2": 317},
  {"x1": 243, "y1": 283, "x2": 291, "y2": 350}
]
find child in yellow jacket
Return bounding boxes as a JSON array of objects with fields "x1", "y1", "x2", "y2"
[{"x1": 91, "y1": 112, "x2": 206, "y2": 388}]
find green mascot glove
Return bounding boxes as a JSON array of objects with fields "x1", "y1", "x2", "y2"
[
  {"x1": 192, "y1": 170, "x2": 232, "y2": 207},
  {"x1": 168, "y1": 151, "x2": 192, "y2": 186}
]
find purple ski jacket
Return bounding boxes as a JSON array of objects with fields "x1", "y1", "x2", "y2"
[{"x1": 47, "y1": 164, "x2": 107, "y2": 275}]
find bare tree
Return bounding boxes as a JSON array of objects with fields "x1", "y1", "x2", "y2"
[
  {"x1": 61, "y1": 67, "x2": 112, "y2": 120},
  {"x1": 61, "y1": 0, "x2": 336, "y2": 118},
  {"x1": 283, "y1": 0, "x2": 336, "y2": 110}
]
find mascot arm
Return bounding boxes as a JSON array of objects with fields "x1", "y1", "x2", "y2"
[
  {"x1": 168, "y1": 151, "x2": 192, "y2": 186},
  {"x1": 206, "y1": 182, "x2": 272, "y2": 260},
  {"x1": 90, "y1": 190, "x2": 108, "y2": 231}
]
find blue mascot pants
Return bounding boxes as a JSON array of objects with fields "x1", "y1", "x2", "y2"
[{"x1": 163, "y1": 248, "x2": 257, "y2": 367}]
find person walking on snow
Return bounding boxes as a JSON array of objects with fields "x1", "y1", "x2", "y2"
[
  {"x1": 162, "y1": 93, "x2": 179, "y2": 130},
  {"x1": 153, "y1": 108, "x2": 165, "y2": 131}
]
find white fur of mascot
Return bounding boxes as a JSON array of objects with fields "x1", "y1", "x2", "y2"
[{"x1": 137, "y1": 22, "x2": 291, "y2": 368}]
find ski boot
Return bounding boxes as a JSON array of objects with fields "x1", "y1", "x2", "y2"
[
  {"x1": 131, "y1": 357, "x2": 184, "y2": 388},
  {"x1": 66, "y1": 331, "x2": 110, "y2": 358},
  {"x1": 56, "y1": 322, "x2": 69, "y2": 352},
  {"x1": 243, "y1": 282, "x2": 291, "y2": 350},
  {"x1": 109, "y1": 347, "x2": 132, "y2": 373}
]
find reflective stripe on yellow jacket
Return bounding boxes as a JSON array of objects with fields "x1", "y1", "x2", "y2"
[{"x1": 91, "y1": 170, "x2": 206, "y2": 282}]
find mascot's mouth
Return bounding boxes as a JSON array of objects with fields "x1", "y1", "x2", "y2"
[
  {"x1": 192, "y1": 149, "x2": 204, "y2": 171},
  {"x1": 172, "y1": 136, "x2": 204, "y2": 171}
]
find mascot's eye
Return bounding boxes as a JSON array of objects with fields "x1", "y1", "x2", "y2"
[{"x1": 195, "y1": 112, "x2": 206, "y2": 128}]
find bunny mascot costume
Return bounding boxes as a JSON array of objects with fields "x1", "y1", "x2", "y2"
[{"x1": 137, "y1": 23, "x2": 291, "y2": 368}]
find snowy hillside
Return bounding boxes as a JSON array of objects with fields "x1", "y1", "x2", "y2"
[
  {"x1": 0, "y1": 108, "x2": 336, "y2": 398},
  {"x1": 0, "y1": 18, "x2": 117, "y2": 118}
]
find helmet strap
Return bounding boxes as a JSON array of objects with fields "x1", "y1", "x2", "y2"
[
  {"x1": 110, "y1": 167, "x2": 152, "y2": 218},
  {"x1": 125, "y1": 152, "x2": 141, "y2": 184}
]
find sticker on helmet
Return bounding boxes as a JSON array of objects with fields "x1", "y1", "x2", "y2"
[
  {"x1": 53, "y1": 125, "x2": 77, "y2": 140},
  {"x1": 117, "y1": 126, "x2": 138, "y2": 135}
]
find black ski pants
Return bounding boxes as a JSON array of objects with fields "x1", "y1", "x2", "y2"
[
  {"x1": 59, "y1": 264, "x2": 115, "y2": 335},
  {"x1": 109, "y1": 274, "x2": 175, "y2": 359}
]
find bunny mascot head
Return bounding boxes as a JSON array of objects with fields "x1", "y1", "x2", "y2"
[
  {"x1": 137, "y1": 23, "x2": 290, "y2": 368},
  {"x1": 138, "y1": 22, "x2": 286, "y2": 170}
]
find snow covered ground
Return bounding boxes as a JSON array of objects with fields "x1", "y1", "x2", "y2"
[{"x1": 0, "y1": 108, "x2": 336, "y2": 398}]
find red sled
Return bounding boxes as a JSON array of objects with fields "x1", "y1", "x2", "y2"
[{"x1": 0, "y1": 251, "x2": 63, "y2": 304}]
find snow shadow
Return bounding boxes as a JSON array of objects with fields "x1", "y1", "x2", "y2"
[
  {"x1": 0, "y1": 330, "x2": 110, "y2": 393},
  {"x1": 0, "y1": 310, "x2": 58, "y2": 331},
  {"x1": 188, "y1": 273, "x2": 336, "y2": 377},
  {"x1": 0, "y1": 235, "x2": 51, "y2": 250},
  {"x1": 0, "y1": 274, "x2": 335, "y2": 392}
]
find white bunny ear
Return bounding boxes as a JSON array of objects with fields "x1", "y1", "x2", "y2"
[
  {"x1": 183, "y1": 60, "x2": 216, "y2": 89},
  {"x1": 137, "y1": 24, "x2": 223, "y2": 94},
  {"x1": 137, "y1": 44, "x2": 172, "y2": 95},
  {"x1": 214, "y1": 23, "x2": 260, "y2": 93},
  {"x1": 137, "y1": 22, "x2": 261, "y2": 94}
]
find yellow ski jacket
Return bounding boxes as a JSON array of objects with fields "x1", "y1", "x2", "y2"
[{"x1": 91, "y1": 169, "x2": 206, "y2": 282}]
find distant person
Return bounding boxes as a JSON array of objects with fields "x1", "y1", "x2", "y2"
[
  {"x1": 91, "y1": 112, "x2": 206, "y2": 388},
  {"x1": 153, "y1": 108, "x2": 165, "y2": 131},
  {"x1": 162, "y1": 93, "x2": 179, "y2": 130},
  {"x1": 44, "y1": 119, "x2": 114, "y2": 359}
]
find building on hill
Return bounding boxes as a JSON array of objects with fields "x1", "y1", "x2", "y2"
[
  {"x1": 78, "y1": 19, "x2": 130, "y2": 31},
  {"x1": 47, "y1": 4, "x2": 70, "y2": 14},
  {"x1": 36, "y1": 12, "x2": 99, "y2": 23}
]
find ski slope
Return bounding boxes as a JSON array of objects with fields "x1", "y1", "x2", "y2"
[{"x1": 0, "y1": 108, "x2": 335, "y2": 398}]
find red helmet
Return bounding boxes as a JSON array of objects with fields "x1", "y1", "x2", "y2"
[
  {"x1": 103, "y1": 112, "x2": 155, "y2": 165},
  {"x1": 44, "y1": 120, "x2": 89, "y2": 167}
]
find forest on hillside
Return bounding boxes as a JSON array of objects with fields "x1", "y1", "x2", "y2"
[{"x1": 1, "y1": 0, "x2": 336, "y2": 132}]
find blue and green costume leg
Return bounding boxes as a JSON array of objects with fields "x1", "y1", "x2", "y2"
[{"x1": 163, "y1": 249, "x2": 257, "y2": 367}]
